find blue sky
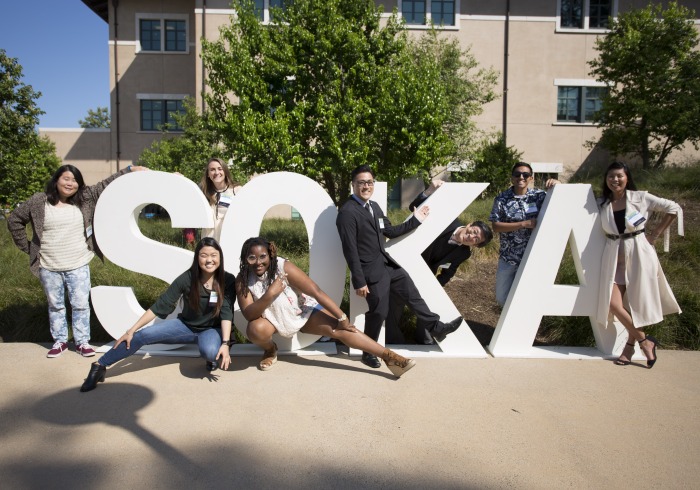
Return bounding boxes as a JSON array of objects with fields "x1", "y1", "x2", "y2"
[{"x1": 0, "y1": 1, "x2": 108, "y2": 128}]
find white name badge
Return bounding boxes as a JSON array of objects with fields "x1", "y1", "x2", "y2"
[
  {"x1": 626, "y1": 211, "x2": 646, "y2": 227},
  {"x1": 218, "y1": 195, "x2": 232, "y2": 207},
  {"x1": 378, "y1": 219, "x2": 385, "y2": 230},
  {"x1": 439, "y1": 262, "x2": 451, "y2": 269},
  {"x1": 209, "y1": 291, "x2": 218, "y2": 304},
  {"x1": 525, "y1": 203, "x2": 538, "y2": 214},
  {"x1": 86, "y1": 225, "x2": 93, "y2": 238}
]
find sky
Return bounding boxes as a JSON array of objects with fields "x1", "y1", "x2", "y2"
[{"x1": 0, "y1": 1, "x2": 109, "y2": 128}]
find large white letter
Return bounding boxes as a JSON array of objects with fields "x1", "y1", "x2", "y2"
[
  {"x1": 220, "y1": 172, "x2": 345, "y2": 351},
  {"x1": 91, "y1": 172, "x2": 213, "y2": 343},
  {"x1": 488, "y1": 184, "x2": 619, "y2": 358}
]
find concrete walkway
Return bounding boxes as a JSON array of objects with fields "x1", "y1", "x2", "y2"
[{"x1": 1, "y1": 343, "x2": 699, "y2": 489}]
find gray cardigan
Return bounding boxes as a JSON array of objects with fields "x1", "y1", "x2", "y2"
[{"x1": 7, "y1": 168, "x2": 131, "y2": 277}]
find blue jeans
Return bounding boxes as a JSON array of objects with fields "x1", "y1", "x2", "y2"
[
  {"x1": 39, "y1": 265, "x2": 91, "y2": 345},
  {"x1": 98, "y1": 318, "x2": 222, "y2": 367},
  {"x1": 495, "y1": 259, "x2": 520, "y2": 307}
]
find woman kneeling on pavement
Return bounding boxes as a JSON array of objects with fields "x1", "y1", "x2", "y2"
[
  {"x1": 81, "y1": 237, "x2": 235, "y2": 392},
  {"x1": 236, "y1": 236, "x2": 415, "y2": 378}
]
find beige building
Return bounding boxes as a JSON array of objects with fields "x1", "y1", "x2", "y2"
[{"x1": 43, "y1": 0, "x2": 700, "y2": 201}]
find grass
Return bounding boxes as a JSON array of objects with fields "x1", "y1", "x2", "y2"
[{"x1": 1, "y1": 166, "x2": 698, "y2": 350}]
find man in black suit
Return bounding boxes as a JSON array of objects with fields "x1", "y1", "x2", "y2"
[
  {"x1": 386, "y1": 180, "x2": 493, "y2": 344},
  {"x1": 336, "y1": 165, "x2": 463, "y2": 368}
]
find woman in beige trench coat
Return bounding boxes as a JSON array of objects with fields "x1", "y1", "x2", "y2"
[{"x1": 597, "y1": 162, "x2": 683, "y2": 368}]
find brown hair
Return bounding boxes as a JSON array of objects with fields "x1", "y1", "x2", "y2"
[{"x1": 199, "y1": 157, "x2": 239, "y2": 205}]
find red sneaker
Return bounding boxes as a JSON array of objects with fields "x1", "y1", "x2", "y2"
[
  {"x1": 47, "y1": 341, "x2": 68, "y2": 358},
  {"x1": 76, "y1": 343, "x2": 96, "y2": 357}
]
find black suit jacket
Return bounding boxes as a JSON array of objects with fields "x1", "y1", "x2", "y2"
[
  {"x1": 336, "y1": 197, "x2": 421, "y2": 290},
  {"x1": 409, "y1": 192, "x2": 472, "y2": 286}
]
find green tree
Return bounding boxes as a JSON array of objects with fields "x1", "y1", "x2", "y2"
[
  {"x1": 588, "y1": 1, "x2": 700, "y2": 169},
  {"x1": 451, "y1": 133, "x2": 522, "y2": 197},
  {"x1": 79, "y1": 106, "x2": 110, "y2": 128},
  {"x1": 0, "y1": 49, "x2": 60, "y2": 209},
  {"x1": 137, "y1": 99, "x2": 246, "y2": 184},
  {"x1": 202, "y1": 0, "x2": 496, "y2": 205}
]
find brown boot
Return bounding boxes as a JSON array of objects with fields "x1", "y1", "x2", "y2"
[{"x1": 380, "y1": 349, "x2": 416, "y2": 378}]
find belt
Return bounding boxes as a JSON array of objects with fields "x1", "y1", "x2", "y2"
[{"x1": 605, "y1": 229, "x2": 645, "y2": 240}]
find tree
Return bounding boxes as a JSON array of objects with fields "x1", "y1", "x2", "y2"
[
  {"x1": 201, "y1": 0, "x2": 496, "y2": 205},
  {"x1": 0, "y1": 49, "x2": 60, "y2": 209},
  {"x1": 588, "y1": 1, "x2": 700, "y2": 169},
  {"x1": 137, "y1": 99, "x2": 247, "y2": 184},
  {"x1": 451, "y1": 133, "x2": 522, "y2": 197},
  {"x1": 79, "y1": 106, "x2": 110, "y2": 128}
]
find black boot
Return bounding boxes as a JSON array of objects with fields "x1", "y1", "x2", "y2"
[{"x1": 80, "y1": 362, "x2": 106, "y2": 392}]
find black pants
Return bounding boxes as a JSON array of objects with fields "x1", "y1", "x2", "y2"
[{"x1": 364, "y1": 264, "x2": 439, "y2": 342}]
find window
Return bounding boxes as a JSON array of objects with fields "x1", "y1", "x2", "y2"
[
  {"x1": 254, "y1": 0, "x2": 292, "y2": 23},
  {"x1": 401, "y1": 0, "x2": 456, "y2": 27},
  {"x1": 140, "y1": 99, "x2": 185, "y2": 131},
  {"x1": 137, "y1": 14, "x2": 188, "y2": 53},
  {"x1": 559, "y1": 0, "x2": 614, "y2": 30},
  {"x1": 557, "y1": 86, "x2": 606, "y2": 123}
]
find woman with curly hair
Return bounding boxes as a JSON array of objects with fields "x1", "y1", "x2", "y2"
[{"x1": 236, "y1": 237, "x2": 415, "y2": 378}]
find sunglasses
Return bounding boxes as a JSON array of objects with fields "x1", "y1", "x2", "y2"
[{"x1": 512, "y1": 171, "x2": 532, "y2": 179}]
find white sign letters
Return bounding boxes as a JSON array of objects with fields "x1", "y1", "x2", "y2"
[{"x1": 91, "y1": 171, "x2": 621, "y2": 359}]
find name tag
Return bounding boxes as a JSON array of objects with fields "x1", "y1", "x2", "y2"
[
  {"x1": 86, "y1": 225, "x2": 93, "y2": 238},
  {"x1": 209, "y1": 291, "x2": 218, "y2": 304},
  {"x1": 439, "y1": 263, "x2": 451, "y2": 269},
  {"x1": 378, "y1": 219, "x2": 385, "y2": 230},
  {"x1": 218, "y1": 195, "x2": 232, "y2": 208},
  {"x1": 626, "y1": 211, "x2": 646, "y2": 227},
  {"x1": 525, "y1": 203, "x2": 538, "y2": 215}
]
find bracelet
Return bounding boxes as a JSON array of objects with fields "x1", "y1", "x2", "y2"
[
  {"x1": 337, "y1": 313, "x2": 347, "y2": 322},
  {"x1": 222, "y1": 340, "x2": 234, "y2": 346}
]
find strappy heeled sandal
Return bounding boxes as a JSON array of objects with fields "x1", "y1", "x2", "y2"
[
  {"x1": 614, "y1": 342, "x2": 635, "y2": 366},
  {"x1": 639, "y1": 336, "x2": 659, "y2": 369}
]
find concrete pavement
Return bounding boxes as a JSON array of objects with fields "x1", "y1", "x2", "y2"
[{"x1": 0, "y1": 343, "x2": 699, "y2": 489}]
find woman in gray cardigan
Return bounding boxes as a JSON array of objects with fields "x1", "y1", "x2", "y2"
[{"x1": 7, "y1": 164, "x2": 146, "y2": 358}]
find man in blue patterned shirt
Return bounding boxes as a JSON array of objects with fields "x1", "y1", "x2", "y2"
[{"x1": 489, "y1": 162, "x2": 559, "y2": 306}]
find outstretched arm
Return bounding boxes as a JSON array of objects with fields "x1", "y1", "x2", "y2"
[{"x1": 285, "y1": 261, "x2": 357, "y2": 332}]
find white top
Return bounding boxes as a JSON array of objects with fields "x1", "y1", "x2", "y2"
[
  {"x1": 39, "y1": 203, "x2": 94, "y2": 271},
  {"x1": 202, "y1": 187, "x2": 235, "y2": 241},
  {"x1": 247, "y1": 257, "x2": 319, "y2": 338}
]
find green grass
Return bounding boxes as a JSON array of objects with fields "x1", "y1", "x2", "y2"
[{"x1": 2, "y1": 167, "x2": 698, "y2": 350}]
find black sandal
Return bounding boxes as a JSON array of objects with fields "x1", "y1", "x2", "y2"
[
  {"x1": 614, "y1": 342, "x2": 635, "y2": 366},
  {"x1": 640, "y1": 336, "x2": 659, "y2": 369}
]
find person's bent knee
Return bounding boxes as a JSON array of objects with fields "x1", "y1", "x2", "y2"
[{"x1": 246, "y1": 320, "x2": 271, "y2": 343}]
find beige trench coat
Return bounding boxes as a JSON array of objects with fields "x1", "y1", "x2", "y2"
[{"x1": 597, "y1": 190, "x2": 682, "y2": 328}]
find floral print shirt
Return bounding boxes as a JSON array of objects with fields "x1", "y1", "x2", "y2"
[{"x1": 489, "y1": 187, "x2": 547, "y2": 266}]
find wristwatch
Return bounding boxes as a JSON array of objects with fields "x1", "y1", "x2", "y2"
[{"x1": 337, "y1": 314, "x2": 348, "y2": 322}]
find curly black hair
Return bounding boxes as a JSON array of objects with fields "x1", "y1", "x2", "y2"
[{"x1": 235, "y1": 237, "x2": 279, "y2": 298}]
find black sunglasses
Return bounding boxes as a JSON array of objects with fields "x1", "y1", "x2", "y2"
[{"x1": 512, "y1": 171, "x2": 532, "y2": 179}]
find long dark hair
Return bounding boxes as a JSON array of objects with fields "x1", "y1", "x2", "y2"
[
  {"x1": 199, "y1": 157, "x2": 240, "y2": 206},
  {"x1": 601, "y1": 161, "x2": 637, "y2": 205},
  {"x1": 236, "y1": 237, "x2": 279, "y2": 298},
  {"x1": 45, "y1": 165, "x2": 85, "y2": 206},
  {"x1": 188, "y1": 237, "x2": 225, "y2": 317}
]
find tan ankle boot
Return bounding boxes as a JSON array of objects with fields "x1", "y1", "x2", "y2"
[{"x1": 381, "y1": 349, "x2": 416, "y2": 378}]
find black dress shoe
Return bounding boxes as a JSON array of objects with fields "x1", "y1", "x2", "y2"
[
  {"x1": 80, "y1": 362, "x2": 106, "y2": 392},
  {"x1": 361, "y1": 352, "x2": 381, "y2": 369},
  {"x1": 206, "y1": 361, "x2": 218, "y2": 372},
  {"x1": 430, "y1": 317, "x2": 462, "y2": 343}
]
